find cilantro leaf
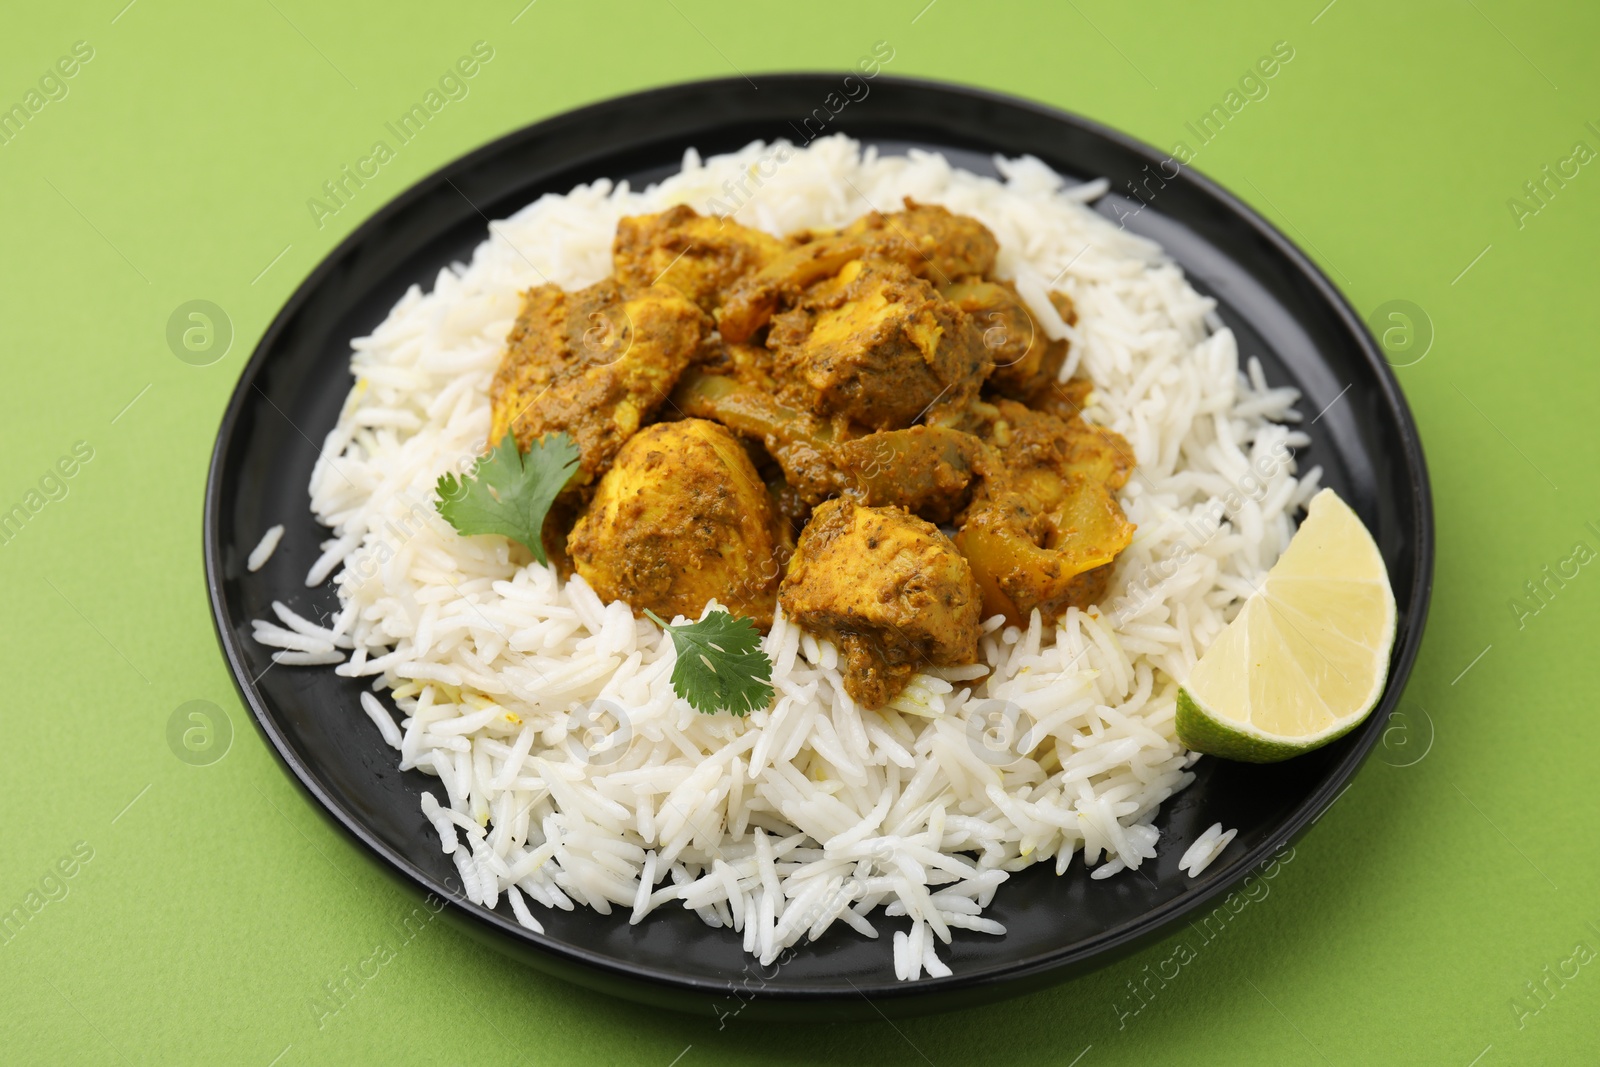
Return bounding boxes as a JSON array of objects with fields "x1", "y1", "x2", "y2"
[
  {"x1": 645, "y1": 609, "x2": 775, "y2": 716},
  {"x1": 435, "y1": 431, "x2": 580, "y2": 565}
]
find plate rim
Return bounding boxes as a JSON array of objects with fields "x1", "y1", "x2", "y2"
[{"x1": 203, "y1": 72, "x2": 1435, "y2": 1008}]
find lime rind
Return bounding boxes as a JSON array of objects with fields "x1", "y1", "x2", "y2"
[
  {"x1": 1177, "y1": 680, "x2": 1377, "y2": 764},
  {"x1": 1175, "y1": 489, "x2": 1397, "y2": 764}
]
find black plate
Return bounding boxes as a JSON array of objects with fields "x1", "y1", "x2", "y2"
[{"x1": 204, "y1": 75, "x2": 1433, "y2": 1019}]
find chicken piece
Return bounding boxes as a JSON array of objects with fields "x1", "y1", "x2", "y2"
[
  {"x1": 568, "y1": 419, "x2": 791, "y2": 627},
  {"x1": 832, "y1": 425, "x2": 983, "y2": 525},
  {"x1": 767, "y1": 259, "x2": 988, "y2": 432},
  {"x1": 780, "y1": 499, "x2": 982, "y2": 709},
  {"x1": 839, "y1": 199, "x2": 999, "y2": 284},
  {"x1": 955, "y1": 401, "x2": 1136, "y2": 624},
  {"x1": 986, "y1": 398, "x2": 1134, "y2": 499},
  {"x1": 488, "y1": 278, "x2": 708, "y2": 487},
  {"x1": 613, "y1": 206, "x2": 787, "y2": 315},
  {"x1": 673, "y1": 371, "x2": 983, "y2": 521},
  {"x1": 672, "y1": 370, "x2": 845, "y2": 504},
  {"x1": 943, "y1": 281, "x2": 1077, "y2": 403},
  {"x1": 717, "y1": 200, "x2": 999, "y2": 343},
  {"x1": 696, "y1": 337, "x2": 780, "y2": 392}
]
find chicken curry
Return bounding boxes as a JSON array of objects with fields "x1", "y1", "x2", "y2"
[{"x1": 486, "y1": 199, "x2": 1136, "y2": 709}]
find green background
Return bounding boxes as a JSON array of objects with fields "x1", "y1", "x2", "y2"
[{"x1": 3, "y1": 0, "x2": 1594, "y2": 1063}]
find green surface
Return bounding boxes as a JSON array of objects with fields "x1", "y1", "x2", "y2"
[{"x1": 2, "y1": 0, "x2": 1594, "y2": 1063}]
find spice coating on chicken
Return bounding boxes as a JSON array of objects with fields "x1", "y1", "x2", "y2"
[
  {"x1": 768, "y1": 259, "x2": 987, "y2": 432},
  {"x1": 488, "y1": 279, "x2": 708, "y2": 487},
  {"x1": 943, "y1": 280, "x2": 1078, "y2": 404},
  {"x1": 569, "y1": 419, "x2": 791, "y2": 627},
  {"x1": 613, "y1": 205, "x2": 787, "y2": 315},
  {"x1": 716, "y1": 199, "x2": 999, "y2": 344},
  {"x1": 779, "y1": 499, "x2": 981, "y2": 709}
]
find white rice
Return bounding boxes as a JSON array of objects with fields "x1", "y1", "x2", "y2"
[
  {"x1": 254, "y1": 136, "x2": 1318, "y2": 980},
  {"x1": 1178, "y1": 821, "x2": 1238, "y2": 877},
  {"x1": 246, "y1": 524, "x2": 284, "y2": 571}
]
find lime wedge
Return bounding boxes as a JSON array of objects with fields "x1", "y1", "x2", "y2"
[{"x1": 1176, "y1": 488, "x2": 1397, "y2": 763}]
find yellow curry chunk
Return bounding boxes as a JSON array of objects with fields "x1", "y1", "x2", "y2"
[
  {"x1": 716, "y1": 199, "x2": 1000, "y2": 344},
  {"x1": 941, "y1": 281, "x2": 1076, "y2": 404},
  {"x1": 674, "y1": 373, "x2": 983, "y2": 522},
  {"x1": 831, "y1": 425, "x2": 983, "y2": 525},
  {"x1": 779, "y1": 498, "x2": 981, "y2": 709},
  {"x1": 488, "y1": 278, "x2": 708, "y2": 487},
  {"x1": 839, "y1": 199, "x2": 999, "y2": 284},
  {"x1": 613, "y1": 205, "x2": 786, "y2": 315},
  {"x1": 569, "y1": 419, "x2": 791, "y2": 627},
  {"x1": 768, "y1": 259, "x2": 987, "y2": 432}
]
